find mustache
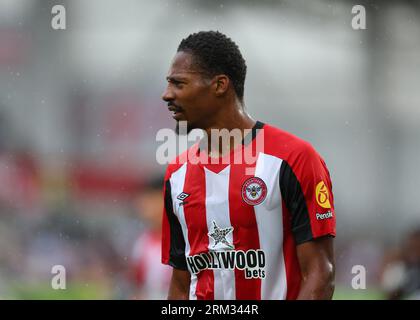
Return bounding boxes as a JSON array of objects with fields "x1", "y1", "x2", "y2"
[{"x1": 167, "y1": 102, "x2": 183, "y2": 112}]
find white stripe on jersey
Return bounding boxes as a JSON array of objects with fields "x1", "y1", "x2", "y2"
[
  {"x1": 169, "y1": 163, "x2": 197, "y2": 300},
  {"x1": 189, "y1": 274, "x2": 198, "y2": 300},
  {"x1": 254, "y1": 153, "x2": 287, "y2": 299},
  {"x1": 204, "y1": 166, "x2": 236, "y2": 300}
]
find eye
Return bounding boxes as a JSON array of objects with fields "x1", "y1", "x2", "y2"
[
  {"x1": 173, "y1": 81, "x2": 184, "y2": 89},
  {"x1": 168, "y1": 79, "x2": 183, "y2": 87}
]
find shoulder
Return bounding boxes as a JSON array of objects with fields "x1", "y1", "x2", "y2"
[{"x1": 261, "y1": 123, "x2": 321, "y2": 164}]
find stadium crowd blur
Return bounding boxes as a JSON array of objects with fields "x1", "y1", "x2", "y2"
[
  {"x1": 1, "y1": 0, "x2": 419, "y2": 299},
  {"x1": 379, "y1": 228, "x2": 420, "y2": 299}
]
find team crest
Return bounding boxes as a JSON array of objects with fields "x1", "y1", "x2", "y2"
[{"x1": 241, "y1": 177, "x2": 267, "y2": 206}]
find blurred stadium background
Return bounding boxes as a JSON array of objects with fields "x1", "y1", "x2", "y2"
[{"x1": 0, "y1": 0, "x2": 419, "y2": 299}]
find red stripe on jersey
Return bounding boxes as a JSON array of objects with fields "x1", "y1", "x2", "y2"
[
  {"x1": 282, "y1": 201, "x2": 301, "y2": 299},
  {"x1": 229, "y1": 163, "x2": 261, "y2": 300},
  {"x1": 183, "y1": 163, "x2": 214, "y2": 300},
  {"x1": 195, "y1": 270, "x2": 214, "y2": 300}
]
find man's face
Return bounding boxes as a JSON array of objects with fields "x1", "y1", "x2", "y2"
[{"x1": 162, "y1": 51, "x2": 218, "y2": 134}]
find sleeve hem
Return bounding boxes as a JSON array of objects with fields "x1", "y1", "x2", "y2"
[
  {"x1": 295, "y1": 232, "x2": 336, "y2": 245},
  {"x1": 168, "y1": 259, "x2": 189, "y2": 271},
  {"x1": 162, "y1": 255, "x2": 188, "y2": 271}
]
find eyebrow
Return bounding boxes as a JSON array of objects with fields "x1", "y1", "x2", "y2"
[
  {"x1": 166, "y1": 76, "x2": 189, "y2": 82},
  {"x1": 166, "y1": 70, "x2": 205, "y2": 82}
]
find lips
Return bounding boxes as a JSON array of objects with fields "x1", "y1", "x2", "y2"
[
  {"x1": 168, "y1": 106, "x2": 182, "y2": 112},
  {"x1": 168, "y1": 105, "x2": 184, "y2": 120},
  {"x1": 172, "y1": 111, "x2": 184, "y2": 120}
]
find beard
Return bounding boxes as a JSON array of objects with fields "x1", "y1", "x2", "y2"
[{"x1": 175, "y1": 120, "x2": 194, "y2": 135}]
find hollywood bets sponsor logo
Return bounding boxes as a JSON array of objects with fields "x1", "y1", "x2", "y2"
[
  {"x1": 241, "y1": 177, "x2": 267, "y2": 206},
  {"x1": 186, "y1": 249, "x2": 266, "y2": 279}
]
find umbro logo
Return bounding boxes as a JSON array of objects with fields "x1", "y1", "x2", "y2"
[
  {"x1": 177, "y1": 192, "x2": 189, "y2": 201},
  {"x1": 177, "y1": 192, "x2": 190, "y2": 205}
]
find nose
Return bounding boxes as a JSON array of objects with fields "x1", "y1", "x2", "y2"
[{"x1": 161, "y1": 86, "x2": 175, "y2": 102}]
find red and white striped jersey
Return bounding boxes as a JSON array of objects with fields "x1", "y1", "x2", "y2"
[{"x1": 161, "y1": 121, "x2": 336, "y2": 300}]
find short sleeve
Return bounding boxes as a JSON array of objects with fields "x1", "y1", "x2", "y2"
[
  {"x1": 161, "y1": 176, "x2": 188, "y2": 270},
  {"x1": 280, "y1": 144, "x2": 336, "y2": 245}
]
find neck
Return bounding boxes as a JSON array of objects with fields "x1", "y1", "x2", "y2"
[{"x1": 202, "y1": 101, "x2": 256, "y2": 157}]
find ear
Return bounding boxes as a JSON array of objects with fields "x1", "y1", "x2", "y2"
[{"x1": 213, "y1": 75, "x2": 229, "y2": 97}]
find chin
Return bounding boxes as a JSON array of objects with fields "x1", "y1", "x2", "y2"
[{"x1": 176, "y1": 120, "x2": 195, "y2": 135}]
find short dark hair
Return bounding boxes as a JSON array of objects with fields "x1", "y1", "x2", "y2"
[{"x1": 177, "y1": 31, "x2": 247, "y2": 102}]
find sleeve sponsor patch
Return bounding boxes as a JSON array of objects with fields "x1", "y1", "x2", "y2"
[{"x1": 315, "y1": 181, "x2": 331, "y2": 209}]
